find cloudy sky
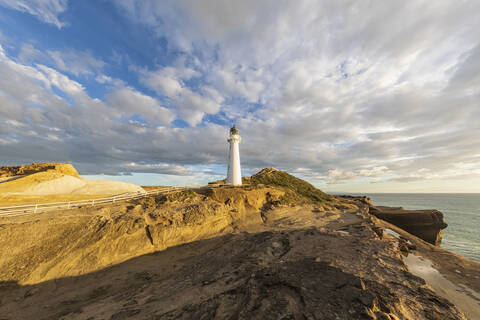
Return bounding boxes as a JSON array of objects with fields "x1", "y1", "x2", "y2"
[{"x1": 0, "y1": 0, "x2": 479, "y2": 192}]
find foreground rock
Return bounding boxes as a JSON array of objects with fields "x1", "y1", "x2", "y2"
[
  {"x1": 369, "y1": 206, "x2": 448, "y2": 246},
  {"x1": 0, "y1": 228, "x2": 466, "y2": 320},
  {"x1": 0, "y1": 169, "x2": 477, "y2": 319}
]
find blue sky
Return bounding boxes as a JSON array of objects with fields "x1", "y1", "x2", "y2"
[
  {"x1": 0, "y1": 1, "x2": 167, "y2": 101},
  {"x1": 0, "y1": 0, "x2": 480, "y2": 192}
]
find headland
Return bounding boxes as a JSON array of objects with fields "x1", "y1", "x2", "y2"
[{"x1": 0, "y1": 165, "x2": 478, "y2": 319}]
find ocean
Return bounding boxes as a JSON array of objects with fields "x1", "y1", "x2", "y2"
[{"x1": 352, "y1": 193, "x2": 480, "y2": 262}]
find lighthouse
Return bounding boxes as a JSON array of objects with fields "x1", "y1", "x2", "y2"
[{"x1": 227, "y1": 125, "x2": 242, "y2": 185}]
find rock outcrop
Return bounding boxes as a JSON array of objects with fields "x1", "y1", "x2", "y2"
[
  {"x1": 369, "y1": 206, "x2": 448, "y2": 246},
  {"x1": 336, "y1": 195, "x2": 374, "y2": 206},
  {"x1": 336, "y1": 196, "x2": 448, "y2": 246},
  {"x1": 0, "y1": 162, "x2": 79, "y2": 178}
]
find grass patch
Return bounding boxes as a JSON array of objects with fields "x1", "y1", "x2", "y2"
[{"x1": 250, "y1": 168, "x2": 332, "y2": 204}]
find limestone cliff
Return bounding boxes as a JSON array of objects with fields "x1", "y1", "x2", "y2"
[{"x1": 369, "y1": 205, "x2": 448, "y2": 246}]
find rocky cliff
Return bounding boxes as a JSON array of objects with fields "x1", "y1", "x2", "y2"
[
  {"x1": 0, "y1": 169, "x2": 478, "y2": 320},
  {"x1": 336, "y1": 196, "x2": 448, "y2": 246},
  {"x1": 369, "y1": 206, "x2": 448, "y2": 246}
]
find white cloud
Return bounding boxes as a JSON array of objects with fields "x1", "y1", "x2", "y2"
[
  {"x1": 142, "y1": 67, "x2": 183, "y2": 98},
  {"x1": 0, "y1": 47, "x2": 225, "y2": 173},
  {"x1": 126, "y1": 162, "x2": 193, "y2": 176},
  {"x1": 47, "y1": 49, "x2": 105, "y2": 77},
  {"x1": 206, "y1": 64, "x2": 265, "y2": 103},
  {"x1": 2, "y1": 2, "x2": 480, "y2": 191},
  {"x1": 327, "y1": 169, "x2": 356, "y2": 184},
  {"x1": 17, "y1": 44, "x2": 106, "y2": 79},
  {"x1": 0, "y1": 0, "x2": 68, "y2": 28},
  {"x1": 18, "y1": 43, "x2": 46, "y2": 63},
  {"x1": 358, "y1": 166, "x2": 390, "y2": 178},
  {"x1": 140, "y1": 62, "x2": 223, "y2": 126},
  {"x1": 95, "y1": 74, "x2": 125, "y2": 87},
  {"x1": 105, "y1": 87, "x2": 175, "y2": 126},
  {"x1": 37, "y1": 64, "x2": 86, "y2": 99}
]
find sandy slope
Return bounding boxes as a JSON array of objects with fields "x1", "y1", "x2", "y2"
[
  {"x1": 22, "y1": 176, "x2": 146, "y2": 195},
  {"x1": 0, "y1": 171, "x2": 145, "y2": 200}
]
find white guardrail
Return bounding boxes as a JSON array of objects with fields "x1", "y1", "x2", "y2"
[{"x1": 0, "y1": 186, "x2": 189, "y2": 217}]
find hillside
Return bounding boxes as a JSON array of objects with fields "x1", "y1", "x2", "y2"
[
  {"x1": 0, "y1": 163, "x2": 145, "y2": 205},
  {"x1": 0, "y1": 169, "x2": 478, "y2": 319},
  {"x1": 250, "y1": 168, "x2": 332, "y2": 203}
]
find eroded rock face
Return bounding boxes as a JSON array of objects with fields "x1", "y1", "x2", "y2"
[
  {"x1": 0, "y1": 162, "x2": 79, "y2": 178},
  {"x1": 0, "y1": 228, "x2": 466, "y2": 320},
  {"x1": 0, "y1": 187, "x2": 284, "y2": 285},
  {"x1": 369, "y1": 206, "x2": 448, "y2": 245}
]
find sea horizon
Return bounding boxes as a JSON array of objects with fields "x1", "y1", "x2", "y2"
[{"x1": 329, "y1": 192, "x2": 480, "y2": 195}]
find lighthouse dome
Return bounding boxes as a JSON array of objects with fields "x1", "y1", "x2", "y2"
[{"x1": 230, "y1": 125, "x2": 239, "y2": 135}]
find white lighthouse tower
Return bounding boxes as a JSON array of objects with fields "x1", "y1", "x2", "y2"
[{"x1": 227, "y1": 125, "x2": 242, "y2": 185}]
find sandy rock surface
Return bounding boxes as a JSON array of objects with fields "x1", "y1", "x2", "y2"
[
  {"x1": 0, "y1": 165, "x2": 144, "y2": 199},
  {"x1": 0, "y1": 184, "x2": 476, "y2": 319}
]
